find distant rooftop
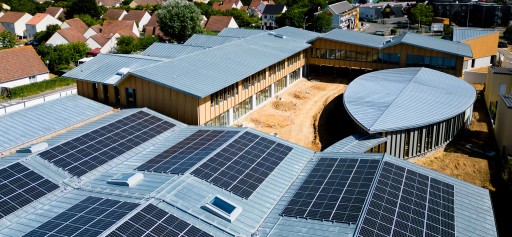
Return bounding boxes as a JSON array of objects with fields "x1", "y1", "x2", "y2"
[
  {"x1": 453, "y1": 27, "x2": 498, "y2": 42},
  {"x1": 490, "y1": 66, "x2": 512, "y2": 75}
]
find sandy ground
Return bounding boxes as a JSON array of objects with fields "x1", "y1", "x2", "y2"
[
  {"x1": 235, "y1": 78, "x2": 346, "y2": 151},
  {"x1": 411, "y1": 84, "x2": 496, "y2": 189}
]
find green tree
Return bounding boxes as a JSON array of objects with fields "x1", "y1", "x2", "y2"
[
  {"x1": 157, "y1": 0, "x2": 202, "y2": 43},
  {"x1": 223, "y1": 8, "x2": 260, "y2": 28},
  {"x1": 41, "y1": 42, "x2": 89, "y2": 72},
  {"x1": 74, "y1": 14, "x2": 101, "y2": 27},
  {"x1": 276, "y1": 7, "x2": 307, "y2": 28},
  {"x1": 0, "y1": 30, "x2": 16, "y2": 49},
  {"x1": 3, "y1": 0, "x2": 45, "y2": 15},
  {"x1": 137, "y1": 36, "x2": 159, "y2": 51},
  {"x1": 34, "y1": 24, "x2": 60, "y2": 42},
  {"x1": 310, "y1": 12, "x2": 331, "y2": 33},
  {"x1": 116, "y1": 36, "x2": 138, "y2": 53},
  {"x1": 409, "y1": 3, "x2": 434, "y2": 28},
  {"x1": 66, "y1": 0, "x2": 101, "y2": 19}
]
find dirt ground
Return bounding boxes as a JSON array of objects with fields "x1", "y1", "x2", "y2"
[
  {"x1": 235, "y1": 78, "x2": 347, "y2": 151},
  {"x1": 411, "y1": 84, "x2": 495, "y2": 189}
]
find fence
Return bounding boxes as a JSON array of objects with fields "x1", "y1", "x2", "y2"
[{"x1": 0, "y1": 88, "x2": 77, "y2": 115}]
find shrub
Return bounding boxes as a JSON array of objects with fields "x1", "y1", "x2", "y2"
[{"x1": 1, "y1": 77, "x2": 76, "y2": 99}]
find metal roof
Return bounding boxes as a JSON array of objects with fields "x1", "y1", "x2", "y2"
[
  {"x1": 500, "y1": 94, "x2": 512, "y2": 108},
  {"x1": 327, "y1": 1, "x2": 354, "y2": 14},
  {"x1": 453, "y1": 27, "x2": 498, "y2": 42},
  {"x1": 141, "y1": 42, "x2": 207, "y2": 58},
  {"x1": 272, "y1": 26, "x2": 321, "y2": 42},
  {"x1": 323, "y1": 133, "x2": 387, "y2": 152},
  {"x1": 489, "y1": 66, "x2": 512, "y2": 75},
  {"x1": 0, "y1": 103, "x2": 497, "y2": 237},
  {"x1": 63, "y1": 54, "x2": 167, "y2": 85},
  {"x1": 130, "y1": 33, "x2": 310, "y2": 98},
  {"x1": 184, "y1": 34, "x2": 240, "y2": 47},
  {"x1": 316, "y1": 29, "x2": 473, "y2": 58},
  {"x1": 344, "y1": 68, "x2": 476, "y2": 133},
  {"x1": 0, "y1": 95, "x2": 111, "y2": 154},
  {"x1": 217, "y1": 27, "x2": 265, "y2": 38}
]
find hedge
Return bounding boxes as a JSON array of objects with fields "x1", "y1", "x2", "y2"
[{"x1": 1, "y1": 77, "x2": 76, "y2": 100}]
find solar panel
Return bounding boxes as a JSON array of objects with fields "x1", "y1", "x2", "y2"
[
  {"x1": 136, "y1": 130, "x2": 239, "y2": 174},
  {"x1": 24, "y1": 196, "x2": 139, "y2": 237},
  {"x1": 356, "y1": 161, "x2": 455, "y2": 237},
  {"x1": 106, "y1": 204, "x2": 213, "y2": 237},
  {"x1": 191, "y1": 131, "x2": 293, "y2": 199},
  {"x1": 39, "y1": 111, "x2": 175, "y2": 177},
  {"x1": 0, "y1": 163, "x2": 59, "y2": 219},
  {"x1": 281, "y1": 158, "x2": 380, "y2": 223}
]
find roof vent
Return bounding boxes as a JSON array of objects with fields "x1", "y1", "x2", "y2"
[
  {"x1": 202, "y1": 196, "x2": 242, "y2": 222},
  {"x1": 17, "y1": 142, "x2": 48, "y2": 153},
  {"x1": 268, "y1": 32, "x2": 286, "y2": 39},
  {"x1": 116, "y1": 67, "x2": 130, "y2": 76},
  {"x1": 107, "y1": 172, "x2": 143, "y2": 187}
]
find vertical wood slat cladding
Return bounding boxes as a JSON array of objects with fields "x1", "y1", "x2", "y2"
[{"x1": 307, "y1": 38, "x2": 464, "y2": 77}]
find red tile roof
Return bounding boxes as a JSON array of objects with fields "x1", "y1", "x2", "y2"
[
  {"x1": 131, "y1": 0, "x2": 162, "y2": 6},
  {"x1": 101, "y1": 20, "x2": 136, "y2": 38},
  {"x1": 90, "y1": 33, "x2": 109, "y2": 46},
  {"x1": 0, "y1": 11, "x2": 29, "y2": 23},
  {"x1": 96, "y1": 0, "x2": 122, "y2": 7},
  {"x1": 44, "y1": 7, "x2": 64, "y2": 18},
  {"x1": 123, "y1": 10, "x2": 147, "y2": 23},
  {"x1": 212, "y1": 0, "x2": 241, "y2": 11},
  {"x1": 63, "y1": 18, "x2": 89, "y2": 34},
  {"x1": 0, "y1": 24, "x2": 6, "y2": 32},
  {"x1": 0, "y1": 46, "x2": 49, "y2": 83},
  {"x1": 57, "y1": 27, "x2": 87, "y2": 43},
  {"x1": 103, "y1": 9, "x2": 126, "y2": 20},
  {"x1": 205, "y1": 16, "x2": 235, "y2": 32},
  {"x1": 90, "y1": 24, "x2": 102, "y2": 34},
  {"x1": 26, "y1": 13, "x2": 49, "y2": 25},
  {"x1": 117, "y1": 29, "x2": 138, "y2": 37},
  {"x1": 144, "y1": 14, "x2": 163, "y2": 38}
]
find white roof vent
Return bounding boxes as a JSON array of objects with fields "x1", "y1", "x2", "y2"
[
  {"x1": 116, "y1": 67, "x2": 130, "y2": 76},
  {"x1": 202, "y1": 196, "x2": 242, "y2": 223},
  {"x1": 107, "y1": 172, "x2": 143, "y2": 187},
  {"x1": 17, "y1": 142, "x2": 48, "y2": 153}
]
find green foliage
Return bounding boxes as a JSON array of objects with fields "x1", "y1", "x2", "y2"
[
  {"x1": 157, "y1": 0, "x2": 202, "y2": 43},
  {"x1": 409, "y1": 3, "x2": 434, "y2": 27},
  {"x1": 66, "y1": 0, "x2": 101, "y2": 19},
  {"x1": 443, "y1": 25, "x2": 453, "y2": 36},
  {"x1": 116, "y1": 36, "x2": 138, "y2": 54},
  {"x1": 194, "y1": 2, "x2": 213, "y2": 18},
  {"x1": 121, "y1": 0, "x2": 134, "y2": 5},
  {"x1": 74, "y1": 14, "x2": 101, "y2": 27},
  {"x1": 36, "y1": 42, "x2": 89, "y2": 72},
  {"x1": 276, "y1": 7, "x2": 307, "y2": 28},
  {"x1": 274, "y1": 0, "x2": 327, "y2": 9},
  {"x1": 34, "y1": 24, "x2": 60, "y2": 42},
  {"x1": 310, "y1": 12, "x2": 331, "y2": 33},
  {"x1": 0, "y1": 30, "x2": 16, "y2": 49},
  {"x1": 222, "y1": 8, "x2": 260, "y2": 28},
  {"x1": 1, "y1": 77, "x2": 76, "y2": 100},
  {"x1": 137, "y1": 36, "x2": 159, "y2": 51},
  {"x1": 390, "y1": 28, "x2": 397, "y2": 35},
  {"x1": 1, "y1": 0, "x2": 46, "y2": 15}
]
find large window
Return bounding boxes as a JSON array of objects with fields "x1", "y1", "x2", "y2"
[
  {"x1": 406, "y1": 55, "x2": 456, "y2": 69},
  {"x1": 210, "y1": 83, "x2": 238, "y2": 108},
  {"x1": 311, "y1": 47, "x2": 397, "y2": 65},
  {"x1": 205, "y1": 110, "x2": 229, "y2": 126},
  {"x1": 289, "y1": 69, "x2": 301, "y2": 84},
  {"x1": 234, "y1": 98, "x2": 251, "y2": 121},
  {"x1": 274, "y1": 77, "x2": 286, "y2": 94},
  {"x1": 256, "y1": 86, "x2": 271, "y2": 106}
]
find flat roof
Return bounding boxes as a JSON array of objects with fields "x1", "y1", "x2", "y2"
[{"x1": 344, "y1": 67, "x2": 476, "y2": 133}]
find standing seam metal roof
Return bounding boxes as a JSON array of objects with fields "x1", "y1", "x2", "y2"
[
  {"x1": 453, "y1": 27, "x2": 498, "y2": 42},
  {"x1": 141, "y1": 43, "x2": 207, "y2": 58}
]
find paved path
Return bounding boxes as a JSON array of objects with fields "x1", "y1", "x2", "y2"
[{"x1": 0, "y1": 85, "x2": 77, "y2": 107}]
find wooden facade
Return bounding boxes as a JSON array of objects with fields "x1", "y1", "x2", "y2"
[
  {"x1": 307, "y1": 38, "x2": 465, "y2": 77},
  {"x1": 463, "y1": 32, "x2": 499, "y2": 61}
]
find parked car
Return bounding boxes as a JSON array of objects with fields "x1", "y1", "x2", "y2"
[
  {"x1": 498, "y1": 41, "x2": 508, "y2": 48},
  {"x1": 25, "y1": 39, "x2": 41, "y2": 46}
]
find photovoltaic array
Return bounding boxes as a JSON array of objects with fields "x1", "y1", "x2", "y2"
[
  {"x1": 39, "y1": 111, "x2": 175, "y2": 177},
  {"x1": 0, "y1": 163, "x2": 59, "y2": 219},
  {"x1": 24, "y1": 196, "x2": 139, "y2": 237},
  {"x1": 136, "y1": 130, "x2": 239, "y2": 174},
  {"x1": 356, "y1": 161, "x2": 455, "y2": 237},
  {"x1": 281, "y1": 158, "x2": 380, "y2": 223},
  {"x1": 191, "y1": 131, "x2": 293, "y2": 199},
  {"x1": 107, "y1": 204, "x2": 213, "y2": 237}
]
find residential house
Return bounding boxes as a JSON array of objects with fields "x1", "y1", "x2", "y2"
[
  {"x1": 0, "y1": 12, "x2": 3, "y2": 18},
  {"x1": 248, "y1": 0, "x2": 274, "y2": 17},
  {"x1": 46, "y1": 27, "x2": 87, "y2": 45},
  {"x1": 325, "y1": 1, "x2": 359, "y2": 30},
  {"x1": 1, "y1": 3, "x2": 10, "y2": 11},
  {"x1": 359, "y1": 3, "x2": 405, "y2": 21},
  {"x1": 96, "y1": 0, "x2": 122, "y2": 8},
  {"x1": 122, "y1": 10, "x2": 151, "y2": 32},
  {"x1": 495, "y1": 94, "x2": 512, "y2": 156},
  {"x1": 25, "y1": 13, "x2": 62, "y2": 39},
  {"x1": 204, "y1": 16, "x2": 238, "y2": 32},
  {"x1": 144, "y1": 14, "x2": 162, "y2": 38},
  {"x1": 0, "y1": 11, "x2": 33, "y2": 37},
  {"x1": 86, "y1": 21, "x2": 139, "y2": 53},
  {"x1": 212, "y1": 0, "x2": 243, "y2": 11},
  {"x1": 61, "y1": 18, "x2": 89, "y2": 35},
  {"x1": 485, "y1": 67, "x2": 512, "y2": 121},
  {"x1": 452, "y1": 28, "x2": 498, "y2": 80},
  {"x1": 261, "y1": 4, "x2": 286, "y2": 30},
  {"x1": 0, "y1": 24, "x2": 5, "y2": 32},
  {"x1": 432, "y1": 0, "x2": 510, "y2": 27},
  {"x1": 0, "y1": 46, "x2": 49, "y2": 88},
  {"x1": 102, "y1": 9, "x2": 127, "y2": 21},
  {"x1": 44, "y1": 7, "x2": 65, "y2": 20},
  {"x1": 128, "y1": 0, "x2": 163, "y2": 8},
  {"x1": 84, "y1": 24, "x2": 102, "y2": 39},
  {"x1": 101, "y1": 20, "x2": 140, "y2": 38},
  {"x1": 199, "y1": 15, "x2": 207, "y2": 28}
]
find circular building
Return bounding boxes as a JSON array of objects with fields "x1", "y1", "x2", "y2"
[{"x1": 344, "y1": 67, "x2": 476, "y2": 159}]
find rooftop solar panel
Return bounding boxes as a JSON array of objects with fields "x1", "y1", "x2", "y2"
[
  {"x1": 191, "y1": 131, "x2": 293, "y2": 199},
  {"x1": 0, "y1": 163, "x2": 59, "y2": 219},
  {"x1": 356, "y1": 161, "x2": 455, "y2": 237},
  {"x1": 136, "y1": 130, "x2": 239, "y2": 174},
  {"x1": 39, "y1": 111, "x2": 175, "y2": 177},
  {"x1": 281, "y1": 158, "x2": 380, "y2": 223},
  {"x1": 24, "y1": 196, "x2": 139, "y2": 237},
  {"x1": 106, "y1": 204, "x2": 213, "y2": 237}
]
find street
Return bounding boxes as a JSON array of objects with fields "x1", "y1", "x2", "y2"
[{"x1": 498, "y1": 48, "x2": 512, "y2": 68}]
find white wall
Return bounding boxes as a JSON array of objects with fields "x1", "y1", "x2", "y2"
[
  {"x1": 0, "y1": 73, "x2": 50, "y2": 88},
  {"x1": 86, "y1": 37, "x2": 102, "y2": 50},
  {"x1": 25, "y1": 16, "x2": 62, "y2": 38},
  {"x1": 464, "y1": 56, "x2": 492, "y2": 71},
  {"x1": 83, "y1": 28, "x2": 97, "y2": 39},
  {"x1": 101, "y1": 36, "x2": 117, "y2": 53},
  {"x1": 14, "y1": 13, "x2": 32, "y2": 37},
  {"x1": 46, "y1": 32, "x2": 68, "y2": 46},
  {"x1": 137, "y1": 13, "x2": 151, "y2": 31},
  {"x1": 463, "y1": 71, "x2": 487, "y2": 83},
  {"x1": 228, "y1": 18, "x2": 239, "y2": 28}
]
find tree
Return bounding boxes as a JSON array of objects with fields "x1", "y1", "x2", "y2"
[
  {"x1": 0, "y1": 30, "x2": 16, "y2": 49},
  {"x1": 66, "y1": 0, "x2": 101, "y2": 19},
  {"x1": 223, "y1": 8, "x2": 260, "y2": 28},
  {"x1": 38, "y1": 42, "x2": 89, "y2": 72},
  {"x1": 309, "y1": 12, "x2": 331, "y2": 33},
  {"x1": 157, "y1": 0, "x2": 202, "y2": 43},
  {"x1": 137, "y1": 36, "x2": 159, "y2": 51},
  {"x1": 34, "y1": 24, "x2": 60, "y2": 42},
  {"x1": 276, "y1": 7, "x2": 307, "y2": 28},
  {"x1": 116, "y1": 36, "x2": 138, "y2": 54},
  {"x1": 74, "y1": 14, "x2": 101, "y2": 27},
  {"x1": 409, "y1": 3, "x2": 434, "y2": 28}
]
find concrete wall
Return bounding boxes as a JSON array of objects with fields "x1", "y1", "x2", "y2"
[
  {"x1": 485, "y1": 71, "x2": 512, "y2": 109},
  {"x1": 463, "y1": 71, "x2": 487, "y2": 83}
]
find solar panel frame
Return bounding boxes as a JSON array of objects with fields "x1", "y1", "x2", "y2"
[
  {"x1": 106, "y1": 204, "x2": 213, "y2": 237},
  {"x1": 39, "y1": 111, "x2": 175, "y2": 177}
]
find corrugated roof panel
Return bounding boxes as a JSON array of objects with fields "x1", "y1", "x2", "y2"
[
  {"x1": 272, "y1": 26, "x2": 321, "y2": 42},
  {"x1": 395, "y1": 32, "x2": 473, "y2": 57},
  {"x1": 0, "y1": 95, "x2": 112, "y2": 154},
  {"x1": 184, "y1": 34, "x2": 240, "y2": 47},
  {"x1": 344, "y1": 68, "x2": 476, "y2": 132},
  {"x1": 63, "y1": 54, "x2": 167, "y2": 84},
  {"x1": 453, "y1": 27, "x2": 498, "y2": 42},
  {"x1": 316, "y1": 29, "x2": 389, "y2": 48},
  {"x1": 131, "y1": 34, "x2": 310, "y2": 98},
  {"x1": 217, "y1": 28, "x2": 265, "y2": 38},
  {"x1": 141, "y1": 42, "x2": 206, "y2": 58},
  {"x1": 323, "y1": 133, "x2": 387, "y2": 152}
]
